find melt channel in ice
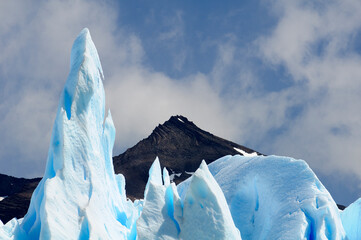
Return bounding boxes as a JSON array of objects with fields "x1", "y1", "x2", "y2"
[
  {"x1": 178, "y1": 155, "x2": 347, "y2": 239},
  {"x1": 0, "y1": 28, "x2": 141, "y2": 240},
  {"x1": 137, "y1": 159, "x2": 241, "y2": 240}
]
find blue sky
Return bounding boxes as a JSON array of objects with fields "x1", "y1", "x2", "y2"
[{"x1": 0, "y1": 0, "x2": 361, "y2": 205}]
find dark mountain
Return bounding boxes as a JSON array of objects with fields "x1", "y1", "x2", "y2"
[
  {"x1": 113, "y1": 115, "x2": 260, "y2": 200},
  {"x1": 0, "y1": 115, "x2": 346, "y2": 223},
  {"x1": 0, "y1": 174, "x2": 41, "y2": 223}
]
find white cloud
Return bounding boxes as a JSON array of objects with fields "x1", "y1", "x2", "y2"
[
  {"x1": 0, "y1": 0, "x2": 140, "y2": 177},
  {"x1": 257, "y1": 0, "x2": 361, "y2": 181},
  {"x1": 157, "y1": 10, "x2": 187, "y2": 71},
  {"x1": 105, "y1": 68, "x2": 236, "y2": 154},
  {"x1": 0, "y1": 0, "x2": 241, "y2": 177},
  {"x1": 0, "y1": 0, "x2": 360, "y2": 204}
]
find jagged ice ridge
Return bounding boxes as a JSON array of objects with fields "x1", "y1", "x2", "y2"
[{"x1": 1, "y1": 29, "x2": 361, "y2": 240}]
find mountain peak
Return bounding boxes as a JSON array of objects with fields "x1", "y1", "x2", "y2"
[
  {"x1": 168, "y1": 115, "x2": 192, "y2": 124},
  {"x1": 155, "y1": 115, "x2": 194, "y2": 129},
  {"x1": 150, "y1": 115, "x2": 196, "y2": 142},
  {"x1": 113, "y1": 115, "x2": 260, "y2": 200}
]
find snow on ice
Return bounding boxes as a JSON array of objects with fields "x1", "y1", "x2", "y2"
[{"x1": 1, "y1": 29, "x2": 360, "y2": 240}]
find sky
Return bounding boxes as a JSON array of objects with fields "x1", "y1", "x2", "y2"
[{"x1": 0, "y1": 0, "x2": 360, "y2": 205}]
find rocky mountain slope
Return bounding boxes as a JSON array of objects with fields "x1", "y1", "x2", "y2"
[
  {"x1": 113, "y1": 115, "x2": 260, "y2": 200},
  {"x1": 0, "y1": 115, "x2": 259, "y2": 222},
  {"x1": 0, "y1": 175, "x2": 41, "y2": 223},
  {"x1": 0, "y1": 115, "x2": 345, "y2": 223}
]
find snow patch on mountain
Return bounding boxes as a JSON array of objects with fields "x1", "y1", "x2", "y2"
[
  {"x1": 233, "y1": 147, "x2": 258, "y2": 157},
  {"x1": 169, "y1": 168, "x2": 182, "y2": 182},
  {"x1": 169, "y1": 173, "x2": 182, "y2": 182}
]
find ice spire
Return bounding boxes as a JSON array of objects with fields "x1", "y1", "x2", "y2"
[
  {"x1": 13, "y1": 28, "x2": 138, "y2": 240},
  {"x1": 137, "y1": 158, "x2": 180, "y2": 239},
  {"x1": 137, "y1": 159, "x2": 241, "y2": 240},
  {"x1": 180, "y1": 161, "x2": 241, "y2": 239}
]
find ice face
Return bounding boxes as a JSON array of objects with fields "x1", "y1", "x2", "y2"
[
  {"x1": 144, "y1": 157, "x2": 163, "y2": 197},
  {"x1": 341, "y1": 198, "x2": 361, "y2": 240},
  {"x1": 179, "y1": 161, "x2": 241, "y2": 240},
  {"x1": 137, "y1": 159, "x2": 180, "y2": 240},
  {"x1": 7, "y1": 28, "x2": 140, "y2": 240},
  {"x1": 0, "y1": 218, "x2": 18, "y2": 240},
  {"x1": 137, "y1": 159, "x2": 241, "y2": 240},
  {"x1": 1, "y1": 28, "x2": 359, "y2": 239},
  {"x1": 178, "y1": 155, "x2": 346, "y2": 239}
]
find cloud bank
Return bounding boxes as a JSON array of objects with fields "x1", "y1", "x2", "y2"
[{"x1": 0, "y1": 0, "x2": 360, "y2": 204}]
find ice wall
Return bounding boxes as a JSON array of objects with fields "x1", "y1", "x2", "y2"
[
  {"x1": 0, "y1": 218, "x2": 19, "y2": 240},
  {"x1": 136, "y1": 158, "x2": 180, "y2": 239},
  {"x1": 179, "y1": 161, "x2": 241, "y2": 240},
  {"x1": 341, "y1": 198, "x2": 361, "y2": 240},
  {"x1": 11, "y1": 28, "x2": 139, "y2": 240},
  {"x1": 0, "y1": 28, "x2": 359, "y2": 239},
  {"x1": 137, "y1": 159, "x2": 241, "y2": 240},
  {"x1": 178, "y1": 155, "x2": 347, "y2": 239}
]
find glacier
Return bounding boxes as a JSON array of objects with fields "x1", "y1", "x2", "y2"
[
  {"x1": 0, "y1": 28, "x2": 140, "y2": 240},
  {"x1": 341, "y1": 198, "x2": 361, "y2": 240},
  {"x1": 136, "y1": 158, "x2": 180, "y2": 240},
  {"x1": 1, "y1": 28, "x2": 360, "y2": 239},
  {"x1": 178, "y1": 160, "x2": 241, "y2": 239},
  {"x1": 179, "y1": 155, "x2": 347, "y2": 239},
  {"x1": 136, "y1": 159, "x2": 241, "y2": 239}
]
